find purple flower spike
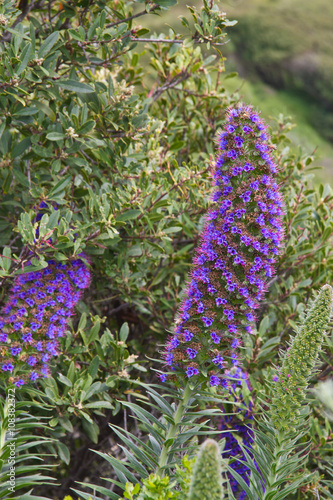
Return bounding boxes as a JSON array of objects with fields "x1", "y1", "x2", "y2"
[
  {"x1": 161, "y1": 104, "x2": 284, "y2": 385},
  {"x1": 0, "y1": 256, "x2": 91, "y2": 386}
]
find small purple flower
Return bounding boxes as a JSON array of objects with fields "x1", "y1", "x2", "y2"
[
  {"x1": 25, "y1": 298, "x2": 35, "y2": 307},
  {"x1": 36, "y1": 341, "x2": 43, "y2": 351},
  {"x1": 228, "y1": 324, "x2": 238, "y2": 334},
  {"x1": 234, "y1": 136, "x2": 244, "y2": 148},
  {"x1": 242, "y1": 125, "x2": 252, "y2": 134},
  {"x1": 166, "y1": 353, "x2": 174, "y2": 366},
  {"x1": 216, "y1": 297, "x2": 227, "y2": 306},
  {"x1": 2, "y1": 363, "x2": 14, "y2": 371},
  {"x1": 169, "y1": 337, "x2": 180, "y2": 349},
  {"x1": 197, "y1": 302, "x2": 205, "y2": 313},
  {"x1": 186, "y1": 367, "x2": 199, "y2": 377},
  {"x1": 211, "y1": 332, "x2": 220, "y2": 344},
  {"x1": 13, "y1": 322, "x2": 24, "y2": 331},
  {"x1": 11, "y1": 347, "x2": 22, "y2": 356},
  {"x1": 227, "y1": 149, "x2": 238, "y2": 159},
  {"x1": 30, "y1": 322, "x2": 41, "y2": 331},
  {"x1": 184, "y1": 330, "x2": 194, "y2": 341},
  {"x1": 212, "y1": 355, "x2": 224, "y2": 366},
  {"x1": 202, "y1": 316, "x2": 214, "y2": 327},
  {"x1": 187, "y1": 348, "x2": 198, "y2": 360},
  {"x1": 210, "y1": 375, "x2": 220, "y2": 386},
  {"x1": 27, "y1": 356, "x2": 37, "y2": 366}
]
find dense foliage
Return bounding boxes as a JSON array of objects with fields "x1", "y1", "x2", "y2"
[{"x1": 0, "y1": 0, "x2": 332, "y2": 499}]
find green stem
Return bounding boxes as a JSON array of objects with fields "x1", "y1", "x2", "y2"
[{"x1": 157, "y1": 383, "x2": 193, "y2": 476}]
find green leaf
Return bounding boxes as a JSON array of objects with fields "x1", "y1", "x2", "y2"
[
  {"x1": 12, "y1": 137, "x2": 31, "y2": 158},
  {"x1": 56, "y1": 441, "x2": 70, "y2": 465},
  {"x1": 69, "y1": 29, "x2": 85, "y2": 41},
  {"x1": 169, "y1": 140, "x2": 185, "y2": 151},
  {"x1": 224, "y1": 71, "x2": 238, "y2": 79},
  {"x1": 154, "y1": 0, "x2": 177, "y2": 6},
  {"x1": 116, "y1": 210, "x2": 141, "y2": 222},
  {"x1": 13, "y1": 107, "x2": 39, "y2": 117},
  {"x1": 13, "y1": 168, "x2": 30, "y2": 187},
  {"x1": 84, "y1": 401, "x2": 114, "y2": 409},
  {"x1": 58, "y1": 373, "x2": 73, "y2": 387},
  {"x1": 119, "y1": 322, "x2": 129, "y2": 342},
  {"x1": 46, "y1": 132, "x2": 65, "y2": 141},
  {"x1": 55, "y1": 80, "x2": 95, "y2": 93},
  {"x1": 77, "y1": 120, "x2": 95, "y2": 134},
  {"x1": 88, "y1": 355, "x2": 100, "y2": 379},
  {"x1": 16, "y1": 44, "x2": 32, "y2": 75},
  {"x1": 34, "y1": 101, "x2": 56, "y2": 121},
  {"x1": 48, "y1": 176, "x2": 72, "y2": 197},
  {"x1": 38, "y1": 31, "x2": 59, "y2": 57},
  {"x1": 164, "y1": 226, "x2": 182, "y2": 234}
]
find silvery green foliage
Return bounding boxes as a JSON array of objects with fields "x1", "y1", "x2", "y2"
[
  {"x1": 0, "y1": 391, "x2": 55, "y2": 499},
  {"x1": 72, "y1": 382, "x2": 227, "y2": 500},
  {"x1": 187, "y1": 439, "x2": 224, "y2": 500}
]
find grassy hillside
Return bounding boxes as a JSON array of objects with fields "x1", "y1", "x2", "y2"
[
  {"x1": 132, "y1": 0, "x2": 333, "y2": 181},
  {"x1": 224, "y1": 0, "x2": 333, "y2": 140}
]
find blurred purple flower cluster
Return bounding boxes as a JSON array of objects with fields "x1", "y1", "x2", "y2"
[
  {"x1": 220, "y1": 368, "x2": 255, "y2": 498},
  {"x1": 0, "y1": 257, "x2": 90, "y2": 387},
  {"x1": 161, "y1": 103, "x2": 284, "y2": 386}
]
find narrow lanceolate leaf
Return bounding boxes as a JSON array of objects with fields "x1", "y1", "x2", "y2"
[{"x1": 162, "y1": 103, "x2": 285, "y2": 389}]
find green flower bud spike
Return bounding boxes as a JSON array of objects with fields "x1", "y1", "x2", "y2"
[
  {"x1": 187, "y1": 439, "x2": 224, "y2": 500},
  {"x1": 271, "y1": 284, "x2": 333, "y2": 432}
]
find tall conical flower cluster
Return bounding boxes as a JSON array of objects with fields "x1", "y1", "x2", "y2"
[
  {"x1": 271, "y1": 284, "x2": 333, "y2": 431},
  {"x1": 0, "y1": 257, "x2": 90, "y2": 387},
  {"x1": 162, "y1": 104, "x2": 284, "y2": 386}
]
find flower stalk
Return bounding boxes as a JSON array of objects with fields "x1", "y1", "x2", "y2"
[
  {"x1": 162, "y1": 103, "x2": 285, "y2": 388},
  {"x1": 157, "y1": 383, "x2": 194, "y2": 475}
]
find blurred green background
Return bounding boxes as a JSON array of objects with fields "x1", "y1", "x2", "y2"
[{"x1": 135, "y1": 0, "x2": 333, "y2": 181}]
